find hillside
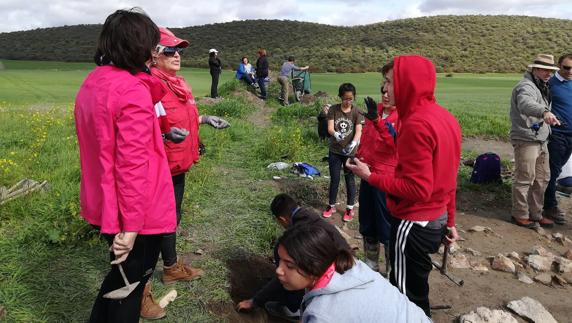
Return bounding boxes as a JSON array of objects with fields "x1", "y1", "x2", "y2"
[{"x1": 0, "y1": 15, "x2": 570, "y2": 73}]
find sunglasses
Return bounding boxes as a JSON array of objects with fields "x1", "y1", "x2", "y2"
[
  {"x1": 561, "y1": 65, "x2": 572, "y2": 71},
  {"x1": 156, "y1": 45, "x2": 184, "y2": 57}
]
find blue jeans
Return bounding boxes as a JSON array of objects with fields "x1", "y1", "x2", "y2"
[{"x1": 544, "y1": 131, "x2": 572, "y2": 209}]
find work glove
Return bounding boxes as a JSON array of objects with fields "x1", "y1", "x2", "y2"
[
  {"x1": 202, "y1": 115, "x2": 230, "y2": 129},
  {"x1": 164, "y1": 127, "x2": 189, "y2": 143},
  {"x1": 342, "y1": 140, "x2": 358, "y2": 155},
  {"x1": 364, "y1": 96, "x2": 379, "y2": 121},
  {"x1": 333, "y1": 131, "x2": 344, "y2": 142}
]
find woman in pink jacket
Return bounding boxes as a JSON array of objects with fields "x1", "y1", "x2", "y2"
[{"x1": 74, "y1": 9, "x2": 176, "y2": 322}]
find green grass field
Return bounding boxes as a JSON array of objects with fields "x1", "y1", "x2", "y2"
[{"x1": 0, "y1": 60, "x2": 517, "y2": 322}]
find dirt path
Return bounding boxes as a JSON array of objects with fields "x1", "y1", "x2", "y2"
[{"x1": 463, "y1": 137, "x2": 513, "y2": 161}]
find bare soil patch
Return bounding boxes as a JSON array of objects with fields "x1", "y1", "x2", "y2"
[{"x1": 463, "y1": 137, "x2": 513, "y2": 161}]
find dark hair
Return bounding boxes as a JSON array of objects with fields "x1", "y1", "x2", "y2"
[
  {"x1": 93, "y1": 8, "x2": 159, "y2": 74},
  {"x1": 381, "y1": 59, "x2": 394, "y2": 77},
  {"x1": 258, "y1": 48, "x2": 267, "y2": 56},
  {"x1": 287, "y1": 56, "x2": 295, "y2": 62},
  {"x1": 241, "y1": 56, "x2": 248, "y2": 62},
  {"x1": 209, "y1": 51, "x2": 217, "y2": 58},
  {"x1": 270, "y1": 193, "x2": 298, "y2": 218},
  {"x1": 278, "y1": 225, "x2": 354, "y2": 276},
  {"x1": 558, "y1": 53, "x2": 572, "y2": 65},
  {"x1": 338, "y1": 83, "x2": 356, "y2": 98}
]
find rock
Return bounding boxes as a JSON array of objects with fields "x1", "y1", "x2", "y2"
[
  {"x1": 465, "y1": 247, "x2": 482, "y2": 256},
  {"x1": 555, "y1": 256, "x2": 572, "y2": 273},
  {"x1": 534, "y1": 227, "x2": 546, "y2": 235},
  {"x1": 438, "y1": 242, "x2": 459, "y2": 255},
  {"x1": 517, "y1": 272, "x2": 534, "y2": 284},
  {"x1": 471, "y1": 263, "x2": 489, "y2": 272},
  {"x1": 534, "y1": 273, "x2": 553, "y2": 285},
  {"x1": 194, "y1": 249, "x2": 204, "y2": 255},
  {"x1": 553, "y1": 274, "x2": 567, "y2": 286},
  {"x1": 563, "y1": 249, "x2": 572, "y2": 260},
  {"x1": 468, "y1": 225, "x2": 492, "y2": 233},
  {"x1": 449, "y1": 253, "x2": 471, "y2": 269},
  {"x1": 507, "y1": 251, "x2": 520, "y2": 260},
  {"x1": 459, "y1": 307, "x2": 518, "y2": 323},
  {"x1": 530, "y1": 245, "x2": 552, "y2": 257},
  {"x1": 561, "y1": 272, "x2": 572, "y2": 284},
  {"x1": 527, "y1": 255, "x2": 554, "y2": 272},
  {"x1": 492, "y1": 254, "x2": 516, "y2": 273},
  {"x1": 507, "y1": 296, "x2": 557, "y2": 323}
]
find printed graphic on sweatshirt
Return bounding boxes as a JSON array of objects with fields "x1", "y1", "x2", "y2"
[{"x1": 335, "y1": 117, "x2": 354, "y2": 140}]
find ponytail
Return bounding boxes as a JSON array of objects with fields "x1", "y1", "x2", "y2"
[{"x1": 334, "y1": 248, "x2": 355, "y2": 274}]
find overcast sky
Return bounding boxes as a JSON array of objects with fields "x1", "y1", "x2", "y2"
[{"x1": 1, "y1": 0, "x2": 570, "y2": 32}]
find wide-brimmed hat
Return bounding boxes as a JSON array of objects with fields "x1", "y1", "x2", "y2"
[
  {"x1": 528, "y1": 54, "x2": 559, "y2": 71},
  {"x1": 209, "y1": 48, "x2": 218, "y2": 54},
  {"x1": 159, "y1": 27, "x2": 189, "y2": 48}
]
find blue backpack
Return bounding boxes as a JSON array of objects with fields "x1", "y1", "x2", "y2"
[
  {"x1": 292, "y1": 162, "x2": 321, "y2": 177},
  {"x1": 470, "y1": 153, "x2": 501, "y2": 184}
]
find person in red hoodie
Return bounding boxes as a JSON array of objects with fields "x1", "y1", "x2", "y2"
[
  {"x1": 347, "y1": 55, "x2": 461, "y2": 317},
  {"x1": 356, "y1": 71, "x2": 398, "y2": 273}
]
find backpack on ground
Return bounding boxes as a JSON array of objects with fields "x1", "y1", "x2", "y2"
[
  {"x1": 292, "y1": 162, "x2": 321, "y2": 177},
  {"x1": 470, "y1": 153, "x2": 501, "y2": 184}
]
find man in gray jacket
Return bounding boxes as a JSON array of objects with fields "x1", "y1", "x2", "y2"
[{"x1": 510, "y1": 54, "x2": 560, "y2": 228}]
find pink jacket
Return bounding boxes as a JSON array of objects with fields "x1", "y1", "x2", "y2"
[{"x1": 75, "y1": 65, "x2": 176, "y2": 235}]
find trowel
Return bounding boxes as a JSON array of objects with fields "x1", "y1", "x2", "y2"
[{"x1": 103, "y1": 263, "x2": 141, "y2": 299}]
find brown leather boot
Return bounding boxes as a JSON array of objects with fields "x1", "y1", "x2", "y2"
[
  {"x1": 140, "y1": 282, "x2": 166, "y2": 320},
  {"x1": 162, "y1": 259, "x2": 204, "y2": 285}
]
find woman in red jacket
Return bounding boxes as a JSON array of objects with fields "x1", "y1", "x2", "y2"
[{"x1": 151, "y1": 28, "x2": 229, "y2": 287}]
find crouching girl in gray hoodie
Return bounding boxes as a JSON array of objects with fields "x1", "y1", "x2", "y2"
[{"x1": 276, "y1": 225, "x2": 431, "y2": 323}]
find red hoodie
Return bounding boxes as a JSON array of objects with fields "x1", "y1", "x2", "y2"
[
  {"x1": 368, "y1": 56, "x2": 461, "y2": 227},
  {"x1": 356, "y1": 104, "x2": 398, "y2": 174}
]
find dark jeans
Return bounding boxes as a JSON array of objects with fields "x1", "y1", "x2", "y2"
[
  {"x1": 389, "y1": 214, "x2": 446, "y2": 317},
  {"x1": 544, "y1": 131, "x2": 572, "y2": 209},
  {"x1": 210, "y1": 71, "x2": 220, "y2": 98},
  {"x1": 327, "y1": 151, "x2": 356, "y2": 206},
  {"x1": 257, "y1": 76, "x2": 267, "y2": 99},
  {"x1": 239, "y1": 74, "x2": 255, "y2": 85},
  {"x1": 89, "y1": 232, "x2": 162, "y2": 323},
  {"x1": 359, "y1": 180, "x2": 391, "y2": 245},
  {"x1": 161, "y1": 173, "x2": 185, "y2": 267}
]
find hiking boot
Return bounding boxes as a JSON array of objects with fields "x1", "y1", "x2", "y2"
[
  {"x1": 162, "y1": 259, "x2": 204, "y2": 285},
  {"x1": 543, "y1": 207, "x2": 567, "y2": 224},
  {"x1": 511, "y1": 217, "x2": 540, "y2": 229},
  {"x1": 140, "y1": 282, "x2": 166, "y2": 320},
  {"x1": 363, "y1": 237, "x2": 380, "y2": 272},
  {"x1": 342, "y1": 209, "x2": 354, "y2": 222},
  {"x1": 264, "y1": 302, "x2": 300, "y2": 323},
  {"x1": 322, "y1": 206, "x2": 335, "y2": 218},
  {"x1": 536, "y1": 217, "x2": 554, "y2": 228}
]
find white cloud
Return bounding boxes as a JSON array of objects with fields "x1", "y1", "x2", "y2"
[{"x1": 418, "y1": 0, "x2": 571, "y2": 17}]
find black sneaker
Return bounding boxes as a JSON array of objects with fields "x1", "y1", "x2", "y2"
[{"x1": 264, "y1": 302, "x2": 300, "y2": 323}]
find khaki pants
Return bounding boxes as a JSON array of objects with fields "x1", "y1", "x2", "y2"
[
  {"x1": 512, "y1": 140, "x2": 550, "y2": 220},
  {"x1": 278, "y1": 75, "x2": 289, "y2": 104}
]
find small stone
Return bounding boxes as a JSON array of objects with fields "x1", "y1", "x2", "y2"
[
  {"x1": 492, "y1": 254, "x2": 515, "y2": 273},
  {"x1": 530, "y1": 245, "x2": 551, "y2": 257},
  {"x1": 450, "y1": 253, "x2": 471, "y2": 269},
  {"x1": 438, "y1": 244, "x2": 444, "y2": 254},
  {"x1": 194, "y1": 249, "x2": 204, "y2": 255},
  {"x1": 534, "y1": 227, "x2": 546, "y2": 235},
  {"x1": 459, "y1": 307, "x2": 518, "y2": 323},
  {"x1": 507, "y1": 297, "x2": 557, "y2": 323},
  {"x1": 553, "y1": 274, "x2": 567, "y2": 286},
  {"x1": 534, "y1": 273, "x2": 552, "y2": 285},
  {"x1": 471, "y1": 263, "x2": 489, "y2": 272},
  {"x1": 507, "y1": 251, "x2": 520, "y2": 260},
  {"x1": 468, "y1": 225, "x2": 491, "y2": 233},
  {"x1": 561, "y1": 272, "x2": 572, "y2": 284},
  {"x1": 555, "y1": 256, "x2": 572, "y2": 273},
  {"x1": 272, "y1": 176, "x2": 281, "y2": 180},
  {"x1": 517, "y1": 272, "x2": 534, "y2": 284},
  {"x1": 563, "y1": 249, "x2": 572, "y2": 260},
  {"x1": 527, "y1": 255, "x2": 554, "y2": 272},
  {"x1": 465, "y1": 247, "x2": 482, "y2": 256}
]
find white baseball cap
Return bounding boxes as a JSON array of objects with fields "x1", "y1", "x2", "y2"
[{"x1": 209, "y1": 48, "x2": 218, "y2": 54}]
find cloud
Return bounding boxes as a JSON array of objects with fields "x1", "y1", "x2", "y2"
[{"x1": 418, "y1": 0, "x2": 571, "y2": 17}]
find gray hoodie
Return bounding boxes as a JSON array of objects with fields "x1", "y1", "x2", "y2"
[
  {"x1": 301, "y1": 260, "x2": 430, "y2": 323},
  {"x1": 509, "y1": 71, "x2": 551, "y2": 143}
]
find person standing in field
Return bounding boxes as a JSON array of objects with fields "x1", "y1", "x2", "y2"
[
  {"x1": 278, "y1": 56, "x2": 308, "y2": 106},
  {"x1": 75, "y1": 8, "x2": 176, "y2": 322},
  {"x1": 256, "y1": 48, "x2": 269, "y2": 100},
  {"x1": 509, "y1": 54, "x2": 560, "y2": 229},
  {"x1": 543, "y1": 53, "x2": 572, "y2": 225},
  {"x1": 347, "y1": 56, "x2": 461, "y2": 317},
  {"x1": 147, "y1": 27, "x2": 230, "y2": 318},
  {"x1": 208, "y1": 48, "x2": 222, "y2": 98},
  {"x1": 322, "y1": 83, "x2": 364, "y2": 223},
  {"x1": 357, "y1": 74, "x2": 398, "y2": 273}
]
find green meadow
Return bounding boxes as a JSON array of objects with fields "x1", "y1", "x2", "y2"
[{"x1": 0, "y1": 60, "x2": 516, "y2": 322}]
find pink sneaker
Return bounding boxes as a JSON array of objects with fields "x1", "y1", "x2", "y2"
[
  {"x1": 322, "y1": 206, "x2": 335, "y2": 218},
  {"x1": 343, "y1": 209, "x2": 354, "y2": 222}
]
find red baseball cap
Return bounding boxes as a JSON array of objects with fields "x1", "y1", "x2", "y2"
[{"x1": 159, "y1": 27, "x2": 189, "y2": 48}]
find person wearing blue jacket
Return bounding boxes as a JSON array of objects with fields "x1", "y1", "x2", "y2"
[
  {"x1": 235, "y1": 56, "x2": 257, "y2": 87},
  {"x1": 276, "y1": 225, "x2": 430, "y2": 323}
]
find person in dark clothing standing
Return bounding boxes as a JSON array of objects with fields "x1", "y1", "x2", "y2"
[
  {"x1": 208, "y1": 48, "x2": 221, "y2": 98},
  {"x1": 236, "y1": 193, "x2": 350, "y2": 322},
  {"x1": 256, "y1": 48, "x2": 269, "y2": 99}
]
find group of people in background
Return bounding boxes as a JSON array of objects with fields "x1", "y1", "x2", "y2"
[{"x1": 510, "y1": 53, "x2": 572, "y2": 229}]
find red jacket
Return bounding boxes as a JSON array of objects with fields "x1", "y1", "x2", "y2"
[
  {"x1": 356, "y1": 105, "x2": 398, "y2": 174},
  {"x1": 156, "y1": 81, "x2": 200, "y2": 176},
  {"x1": 368, "y1": 56, "x2": 461, "y2": 227}
]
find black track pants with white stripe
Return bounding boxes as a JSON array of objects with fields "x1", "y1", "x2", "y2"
[{"x1": 389, "y1": 216, "x2": 446, "y2": 317}]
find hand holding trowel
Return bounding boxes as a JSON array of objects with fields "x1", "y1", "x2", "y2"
[{"x1": 103, "y1": 232, "x2": 140, "y2": 300}]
